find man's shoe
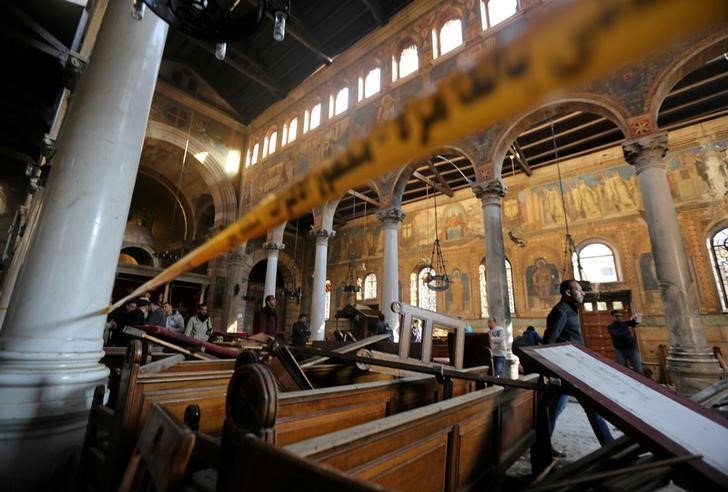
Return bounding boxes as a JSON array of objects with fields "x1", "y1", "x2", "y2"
[{"x1": 552, "y1": 448, "x2": 567, "y2": 458}]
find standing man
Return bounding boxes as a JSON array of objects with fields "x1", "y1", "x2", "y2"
[
  {"x1": 487, "y1": 317, "x2": 507, "y2": 377},
  {"x1": 543, "y1": 280, "x2": 614, "y2": 445},
  {"x1": 185, "y1": 303, "x2": 212, "y2": 341},
  {"x1": 253, "y1": 295, "x2": 279, "y2": 336},
  {"x1": 607, "y1": 309, "x2": 643, "y2": 374},
  {"x1": 163, "y1": 302, "x2": 185, "y2": 334},
  {"x1": 146, "y1": 298, "x2": 166, "y2": 326},
  {"x1": 291, "y1": 314, "x2": 311, "y2": 346},
  {"x1": 374, "y1": 313, "x2": 393, "y2": 341}
]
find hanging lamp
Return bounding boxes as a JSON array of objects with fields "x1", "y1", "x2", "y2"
[
  {"x1": 549, "y1": 117, "x2": 591, "y2": 292},
  {"x1": 343, "y1": 194, "x2": 361, "y2": 294},
  {"x1": 426, "y1": 188, "x2": 450, "y2": 291}
]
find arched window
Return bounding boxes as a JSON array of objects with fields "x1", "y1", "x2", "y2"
[
  {"x1": 433, "y1": 18, "x2": 463, "y2": 59},
  {"x1": 392, "y1": 43, "x2": 418, "y2": 82},
  {"x1": 282, "y1": 116, "x2": 298, "y2": 146},
  {"x1": 479, "y1": 260, "x2": 516, "y2": 318},
  {"x1": 303, "y1": 102, "x2": 321, "y2": 134},
  {"x1": 262, "y1": 128, "x2": 277, "y2": 158},
  {"x1": 329, "y1": 87, "x2": 349, "y2": 118},
  {"x1": 358, "y1": 67, "x2": 381, "y2": 101},
  {"x1": 410, "y1": 267, "x2": 437, "y2": 311},
  {"x1": 364, "y1": 273, "x2": 377, "y2": 300},
  {"x1": 324, "y1": 279, "x2": 332, "y2": 320},
  {"x1": 246, "y1": 141, "x2": 260, "y2": 167},
  {"x1": 708, "y1": 226, "x2": 728, "y2": 311},
  {"x1": 573, "y1": 242, "x2": 618, "y2": 282},
  {"x1": 480, "y1": 0, "x2": 517, "y2": 30}
]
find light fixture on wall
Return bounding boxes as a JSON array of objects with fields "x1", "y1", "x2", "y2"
[{"x1": 272, "y1": 2, "x2": 290, "y2": 42}]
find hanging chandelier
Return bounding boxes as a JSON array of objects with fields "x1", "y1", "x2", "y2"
[
  {"x1": 549, "y1": 117, "x2": 591, "y2": 292},
  {"x1": 343, "y1": 252, "x2": 361, "y2": 294},
  {"x1": 426, "y1": 189, "x2": 450, "y2": 291}
]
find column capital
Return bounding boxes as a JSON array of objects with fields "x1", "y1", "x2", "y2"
[
  {"x1": 472, "y1": 179, "x2": 507, "y2": 202},
  {"x1": 263, "y1": 242, "x2": 285, "y2": 251},
  {"x1": 309, "y1": 228, "x2": 336, "y2": 239},
  {"x1": 376, "y1": 207, "x2": 405, "y2": 224},
  {"x1": 622, "y1": 131, "x2": 668, "y2": 173}
]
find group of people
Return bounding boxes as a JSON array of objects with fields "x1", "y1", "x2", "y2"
[
  {"x1": 106, "y1": 297, "x2": 212, "y2": 345},
  {"x1": 486, "y1": 279, "x2": 644, "y2": 466}
]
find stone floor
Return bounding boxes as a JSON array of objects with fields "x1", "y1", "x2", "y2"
[{"x1": 504, "y1": 398, "x2": 686, "y2": 491}]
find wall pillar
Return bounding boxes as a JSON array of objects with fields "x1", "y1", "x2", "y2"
[
  {"x1": 377, "y1": 207, "x2": 405, "y2": 341},
  {"x1": 223, "y1": 247, "x2": 247, "y2": 332},
  {"x1": 473, "y1": 179, "x2": 517, "y2": 377},
  {"x1": 309, "y1": 228, "x2": 335, "y2": 341},
  {"x1": 0, "y1": 2, "x2": 167, "y2": 488},
  {"x1": 623, "y1": 132, "x2": 719, "y2": 394}
]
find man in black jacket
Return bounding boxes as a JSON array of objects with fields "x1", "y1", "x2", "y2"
[
  {"x1": 607, "y1": 309, "x2": 643, "y2": 374},
  {"x1": 544, "y1": 280, "x2": 614, "y2": 446}
]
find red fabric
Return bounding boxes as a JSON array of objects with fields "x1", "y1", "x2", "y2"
[{"x1": 135, "y1": 324, "x2": 240, "y2": 359}]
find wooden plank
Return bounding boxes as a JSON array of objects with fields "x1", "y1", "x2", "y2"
[
  {"x1": 520, "y1": 343, "x2": 728, "y2": 487},
  {"x1": 123, "y1": 327, "x2": 213, "y2": 360},
  {"x1": 139, "y1": 354, "x2": 185, "y2": 375},
  {"x1": 298, "y1": 334, "x2": 391, "y2": 368}
]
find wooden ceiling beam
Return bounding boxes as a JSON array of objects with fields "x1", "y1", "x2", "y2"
[
  {"x1": 246, "y1": 0, "x2": 333, "y2": 65},
  {"x1": 412, "y1": 170, "x2": 453, "y2": 197},
  {"x1": 347, "y1": 189, "x2": 381, "y2": 208},
  {"x1": 358, "y1": 0, "x2": 387, "y2": 26},
  {"x1": 182, "y1": 35, "x2": 285, "y2": 99}
]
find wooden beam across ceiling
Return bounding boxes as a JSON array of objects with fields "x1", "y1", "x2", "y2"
[
  {"x1": 182, "y1": 34, "x2": 285, "y2": 99},
  {"x1": 359, "y1": 0, "x2": 387, "y2": 25},
  {"x1": 412, "y1": 170, "x2": 454, "y2": 197},
  {"x1": 246, "y1": 0, "x2": 333, "y2": 65},
  {"x1": 347, "y1": 189, "x2": 381, "y2": 208}
]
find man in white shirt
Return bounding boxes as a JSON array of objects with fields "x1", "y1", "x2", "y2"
[{"x1": 487, "y1": 316, "x2": 507, "y2": 377}]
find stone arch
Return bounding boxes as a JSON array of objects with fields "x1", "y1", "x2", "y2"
[
  {"x1": 390, "y1": 145, "x2": 478, "y2": 208},
  {"x1": 238, "y1": 247, "x2": 295, "y2": 296},
  {"x1": 145, "y1": 120, "x2": 237, "y2": 227},
  {"x1": 136, "y1": 167, "x2": 195, "y2": 241},
  {"x1": 487, "y1": 96, "x2": 630, "y2": 179},
  {"x1": 648, "y1": 31, "x2": 728, "y2": 125},
  {"x1": 316, "y1": 179, "x2": 383, "y2": 230}
]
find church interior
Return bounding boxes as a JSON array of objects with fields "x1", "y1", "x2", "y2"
[{"x1": 1, "y1": 0, "x2": 727, "y2": 490}]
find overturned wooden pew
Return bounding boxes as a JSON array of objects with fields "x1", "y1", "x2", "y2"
[
  {"x1": 520, "y1": 343, "x2": 728, "y2": 490},
  {"x1": 187, "y1": 360, "x2": 539, "y2": 491},
  {"x1": 82, "y1": 341, "x2": 485, "y2": 491}
]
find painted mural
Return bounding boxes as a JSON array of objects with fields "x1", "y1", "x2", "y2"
[
  {"x1": 445, "y1": 268, "x2": 470, "y2": 313},
  {"x1": 668, "y1": 140, "x2": 728, "y2": 202},
  {"x1": 525, "y1": 258, "x2": 560, "y2": 310},
  {"x1": 533, "y1": 167, "x2": 640, "y2": 228}
]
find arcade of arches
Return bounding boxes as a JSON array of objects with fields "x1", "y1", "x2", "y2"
[{"x1": 0, "y1": 0, "x2": 726, "y2": 486}]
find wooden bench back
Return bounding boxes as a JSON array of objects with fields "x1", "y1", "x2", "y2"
[{"x1": 285, "y1": 375, "x2": 538, "y2": 491}]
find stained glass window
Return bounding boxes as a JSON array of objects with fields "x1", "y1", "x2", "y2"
[{"x1": 709, "y1": 227, "x2": 728, "y2": 311}]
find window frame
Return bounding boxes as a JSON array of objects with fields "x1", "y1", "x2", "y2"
[
  {"x1": 358, "y1": 66, "x2": 382, "y2": 102},
  {"x1": 432, "y1": 16, "x2": 464, "y2": 60},
  {"x1": 363, "y1": 272, "x2": 378, "y2": 300},
  {"x1": 479, "y1": 0, "x2": 518, "y2": 30},
  {"x1": 572, "y1": 241, "x2": 620, "y2": 283}
]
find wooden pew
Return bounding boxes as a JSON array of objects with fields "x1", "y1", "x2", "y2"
[
  {"x1": 205, "y1": 364, "x2": 537, "y2": 491},
  {"x1": 83, "y1": 340, "x2": 484, "y2": 491},
  {"x1": 285, "y1": 375, "x2": 538, "y2": 491}
]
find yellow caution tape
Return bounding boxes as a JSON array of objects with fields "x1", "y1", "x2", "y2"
[{"x1": 110, "y1": 0, "x2": 727, "y2": 312}]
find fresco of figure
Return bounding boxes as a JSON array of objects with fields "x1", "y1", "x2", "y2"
[{"x1": 526, "y1": 257, "x2": 560, "y2": 309}]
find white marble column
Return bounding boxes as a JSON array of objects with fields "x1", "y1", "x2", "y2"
[
  {"x1": 0, "y1": 2, "x2": 167, "y2": 488},
  {"x1": 262, "y1": 242, "x2": 284, "y2": 299},
  {"x1": 623, "y1": 132, "x2": 719, "y2": 394},
  {"x1": 377, "y1": 207, "x2": 404, "y2": 341},
  {"x1": 309, "y1": 228, "x2": 335, "y2": 341},
  {"x1": 223, "y1": 247, "x2": 246, "y2": 332},
  {"x1": 473, "y1": 179, "x2": 517, "y2": 377}
]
